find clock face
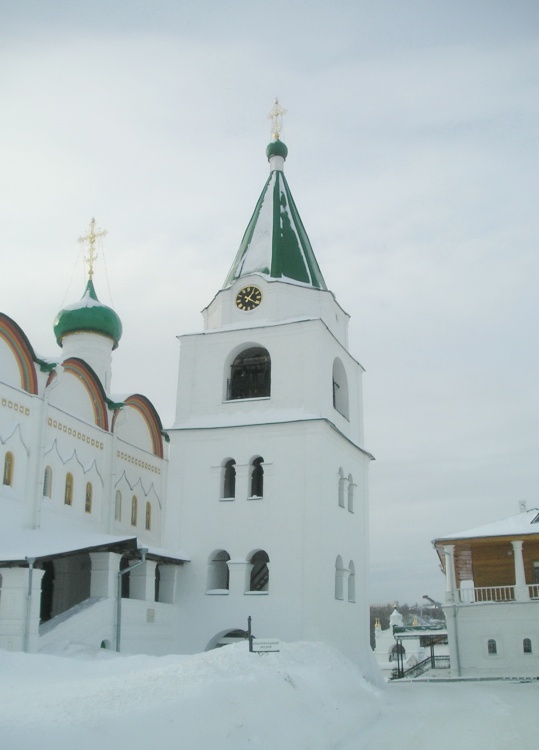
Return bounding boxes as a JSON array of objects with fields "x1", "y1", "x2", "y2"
[{"x1": 235, "y1": 285, "x2": 262, "y2": 311}]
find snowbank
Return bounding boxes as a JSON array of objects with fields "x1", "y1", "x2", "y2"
[{"x1": 0, "y1": 641, "x2": 537, "y2": 749}]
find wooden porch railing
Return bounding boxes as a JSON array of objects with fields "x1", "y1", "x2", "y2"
[
  {"x1": 458, "y1": 585, "x2": 515, "y2": 603},
  {"x1": 528, "y1": 584, "x2": 539, "y2": 599}
]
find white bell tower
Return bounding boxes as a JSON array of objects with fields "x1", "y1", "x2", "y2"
[{"x1": 168, "y1": 111, "x2": 375, "y2": 676}]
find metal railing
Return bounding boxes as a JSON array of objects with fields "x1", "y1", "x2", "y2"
[{"x1": 391, "y1": 655, "x2": 450, "y2": 680}]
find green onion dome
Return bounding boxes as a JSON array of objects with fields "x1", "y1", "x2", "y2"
[
  {"x1": 54, "y1": 279, "x2": 123, "y2": 349},
  {"x1": 266, "y1": 138, "x2": 288, "y2": 160}
]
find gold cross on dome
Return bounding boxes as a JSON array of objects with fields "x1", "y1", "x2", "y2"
[
  {"x1": 78, "y1": 217, "x2": 107, "y2": 280},
  {"x1": 267, "y1": 97, "x2": 287, "y2": 140}
]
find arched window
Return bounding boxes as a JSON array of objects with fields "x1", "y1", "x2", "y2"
[
  {"x1": 222, "y1": 459, "x2": 236, "y2": 500},
  {"x1": 250, "y1": 457, "x2": 264, "y2": 498},
  {"x1": 131, "y1": 496, "x2": 137, "y2": 526},
  {"x1": 347, "y1": 474, "x2": 354, "y2": 513},
  {"x1": 338, "y1": 468, "x2": 345, "y2": 507},
  {"x1": 3, "y1": 451, "x2": 14, "y2": 486},
  {"x1": 207, "y1": 550, "x2": 230, "y2": 591},
  {"x1": 64, "y1": 473, "x2": 73, "y2": 506},
  {"x1": 145, "y1": 501, "x2": 151, "y2": 531},
  {"x1": 348, "y1": 560, "x2": 356, "y2": 603},
  {"x1": 85, "y1": 482, "x2": 92, "y2": 513},
  {"x1": 487, "y1": 639, "x2": 497, "y2": 655},
  {"x1": 523, "y1": 638, "x2": 532, "y2": 654},
  {"x1": 249, "y1": 550, "x2": 269, "y2": 592},
  {"x1": 115, "y1": 490, "x2": 122, "y2": 521},
  {"x1": 228, "y1": 347, "x2": 271, "y2": 400},
  {"x1": 43, "y1": 466, "x2": 52, "y2": 498},
  {"x1": 332, "y1": 358, "x2": 349, "y2": 419},
  {"x1": 335, "y1": 555, "x2": 344, "y2": 600}
]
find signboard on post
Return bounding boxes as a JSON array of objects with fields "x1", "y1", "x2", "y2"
[{"x1": 251, "y1": 639, "x2": 280, "y2": 653}]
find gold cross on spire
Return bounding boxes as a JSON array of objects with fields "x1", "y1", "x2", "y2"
[
  {"x1": 78, "y1": 217, "x2": 107, "y2": 280},
  {"x1": 268, "y1": 97, "x2": 287, "y2": 140}
]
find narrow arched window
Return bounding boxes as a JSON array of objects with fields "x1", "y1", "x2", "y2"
[
  {"x1": 145, "y1": 501, "x2": 151, "y2": 531},
  {"x1": 222, "y1": 459, "x2": 236, "y2": 499},
  {"x1": 335, "y1": 556, "x2": 344, "y2": 600},
  {"x1": 332, "y1": 358, "x2": 349, "y2": 419},
  {"x1": 338, "y1": 468, "x2": 345, "y2": 507},
  {"x1": 249, "y1": 550, "x2": 269, "y2": 592},
  {"x1": 3, "y1": 452, "x2": 14, "y2": 486},
  {"x1": 85, "y1": 482, "x2": 92, "y2": 513},
  {"x1": 115, "y1": 490, "x2": 122, "y2": 521},
  {"x1": 487, "y1": 639, "x2": 497, "y2": 655},
  {"x1": 228, "y1": 347, "x2": 271, "y2": 400},
  {"x1": 43, "y1": 466, "x2": 52, "y2": 498},
  {"x1": 523, "y1": 638, "x2": 532, "y2": 654},
  {"x1": 131, "y1": 496, "x2": 137, "y2": 526},
  {"x1": 207, "y1": 550, "x2": 230, "y2": 591},
  {"x1": 347, "y1": 474, "x2": 354, "y2": 513},
  {"x1": 64, "y1": 473, "x2": 73, "y2": 506},
  {"x1": 348, "y1": 560, "x2": 356, "y2": 603},
  {"x1": 250, "y1": 457, "x2": 264, "y2": 498}
]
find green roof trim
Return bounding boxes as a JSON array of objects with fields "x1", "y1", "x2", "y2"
[
  {"x1": 53, "y1": 279, "x2": 123, "y2": 349},
  {"x1": 37, "y1": 360, "x2": 57, "y2": 372},
  {"x1": 224, "y1": 140, "x2": 327, "y2": 290}
]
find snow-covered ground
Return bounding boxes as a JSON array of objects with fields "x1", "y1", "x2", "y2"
[{"x1": 0, "y1": 642, "x2": 536, "y2": 749}]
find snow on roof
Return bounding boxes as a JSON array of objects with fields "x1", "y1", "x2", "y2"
[
  {"x1": 172, "y1": 408, "x2": 331, "y2": 430},
  {"x1": 0, "y1": 501, "x2": 136, "y2": 562},
  {"x1": 62, "y1": 290, "x2": 108, "y2": 311},
  {"x1": 434, "y1": 508, "x2": 539, "y2": 544},
  {"x1": 146, "y1": 543, "x2": 190, "y2": 563},
  {"x1": 0, "y1": 499, "x2": 187, "y2": 563}
]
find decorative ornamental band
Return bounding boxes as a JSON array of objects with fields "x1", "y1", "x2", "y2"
[
  {"x1": 47, "y1": 417, "x2": 104, "y2": 450},
  {"x1": 1, "y1": 397, "x2": 30, "y2": 416},
  {"x1": 116, "y1": 449, "x2": 161, "y2": 474}
]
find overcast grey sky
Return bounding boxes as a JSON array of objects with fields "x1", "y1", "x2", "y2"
[{"x1": 1, "y1": 0, "x2": 538, "y2": 605}]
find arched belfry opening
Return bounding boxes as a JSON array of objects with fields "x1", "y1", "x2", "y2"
[
  {"x1": 332, "y1": 357, "x2": 349, "y2": 419},
  {"x1": 207, "y1": 550, "x2": 231, "y2": 591},
  {"x1": 248, "y1": 550, "x2": 269, "y2": 592},
  {"x1": 227, "y1": 347, "x2": 271, "y2": 400},
  {"x1": 222, "y1": 459, "x2": 236, "y2": 499},
  {"x1": 250, "y1": 457, "x2": 264, "y2": 498}
]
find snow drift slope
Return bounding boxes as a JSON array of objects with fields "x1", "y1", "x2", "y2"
[
  {"x1": 0, "y1": 642, "x2": 382, "y2": 750},
  {"x1": 0, "y1": 641, "x2": 537, "y2": 750}
]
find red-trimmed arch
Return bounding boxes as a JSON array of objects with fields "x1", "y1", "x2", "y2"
[
  {"x1": 0, "y1": 314, "x2": 39, "y2": 394},
  {"x1": 62, "y1": 358, "x2": 109, "y2": 431},
  {"x1": 117, "y1": 394, "x2": 164, "y2": 458}
]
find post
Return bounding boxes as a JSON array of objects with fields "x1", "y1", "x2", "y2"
[
  {"x1": 443, "y1": 545, "x2": 457, "y2": 603},
  {"x1": 247, "y1": 615, "x2": 253, "y2": 653},
  {"x1": 511, "y1": 540, "x2": 529, "y2": 602},
  {"x1": 115, "y1": 549, "x2": 148, "y2": 652},
  {"x1": 23, "y1": 558, "x2": 36, "y2": 652}
]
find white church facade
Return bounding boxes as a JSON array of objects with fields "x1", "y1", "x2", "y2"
[{"x1": 0, "y1": 127, "x2": 375, "y2": 674}]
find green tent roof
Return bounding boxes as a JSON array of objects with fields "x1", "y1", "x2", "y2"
[{"x1": 224, "y1": 139, "x2": 327, "y2": 290}]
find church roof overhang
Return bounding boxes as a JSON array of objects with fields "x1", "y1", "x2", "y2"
[
  {"x1": 0, "y1": 532, "x2": 190, "y2": 566},
  {"x1": 169, "y1": 415, "x2": 374, "y2": 460},
  {"x1": 432, "y1": 508, "x2": 539, "y2": 547},
  {"x1": 0, "y1": 532, "x2": 139, "y2": 566}
]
